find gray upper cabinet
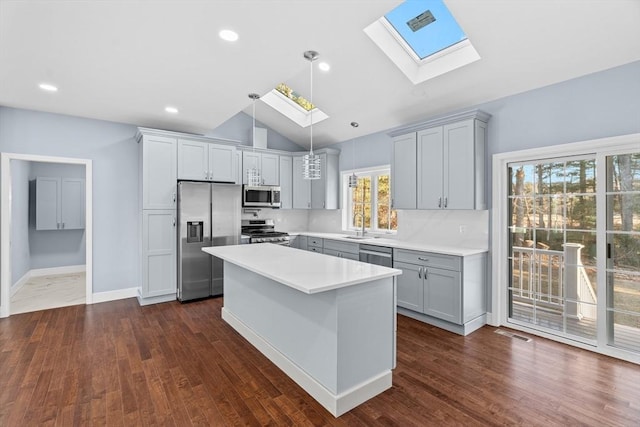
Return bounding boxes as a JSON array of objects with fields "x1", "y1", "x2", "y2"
[
  {"x1": 279, "y1": 155, "x2": 293, "y2": 209},
  {"x1": 391, "y1": 133, "x2": 417, "y2": 209},
  {"x1": 178, "y1": 138, "x2": 236, "y2": 183},
  {"x1": 292, "y1": 155, "x2": 311, "y2": 209},
  {"x1": 35, "y1": 177, "x2": 85, "y2": 230},
  {"x1": 391, "y1": 110, "x2": 489, "y2": 211},
  {"x1": 242, "y1": 151, "x2": 279, "y2": 185},
  {"x1": 140, "y1": 134, "x2": 177, "y2": 210},
  {"x1": 311, "y1": 150, "x2": 340, "y2": 210}
]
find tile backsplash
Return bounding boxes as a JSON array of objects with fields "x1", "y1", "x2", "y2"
[{"x1": 247, "y1": 208, "x2": 489, "y2": 249}]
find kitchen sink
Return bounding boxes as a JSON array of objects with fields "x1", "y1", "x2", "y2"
[{"x1": 344, "y1": 236, "x2": 369, "y2": 240}]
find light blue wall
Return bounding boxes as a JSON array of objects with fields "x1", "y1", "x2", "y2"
[
  {"x1": 334, "y1": 130, "x2": 392, "y2": 172},
  {"x1": 10, "y1": 160, "x2": 31, "y2": 286},
  {"x1": 0, "y1": 107, "x2": 139, "y2": 293},
  {"x1": 205, "y1": 111, "x2": 305, "y2": 152},
  {"x1": 28, "y1": 162, "x2": 86, "y2": 270}
]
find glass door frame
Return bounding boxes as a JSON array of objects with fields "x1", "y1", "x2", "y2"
[{"x1": 491, "y1": 133, "x2": 640, "y2": 364}]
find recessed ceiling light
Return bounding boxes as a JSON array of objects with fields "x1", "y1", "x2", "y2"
[
  {"x1": 165, "y1": 106, "x2": 179, "y2": 114},
  {"x1": 318, "y1": 62, "x2": 331, "y2": 72},
  {"x1": 219, "y1": 29, "x2": 239, "y2": 42},
  {"x1": 39, "y1": 83, "x2": 58, "y2": 92}
]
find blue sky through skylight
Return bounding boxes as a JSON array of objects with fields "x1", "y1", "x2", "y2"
[{"x1": 385, "y1": 0, "x2": 467, "y2": 60}]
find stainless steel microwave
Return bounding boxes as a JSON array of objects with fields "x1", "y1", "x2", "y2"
[{"x1": 243, "y1": 185, "x2": 281, "y2": 208}]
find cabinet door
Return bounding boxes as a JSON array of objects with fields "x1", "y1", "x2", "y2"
[
  {"x1": 35, "y1": 177, "x2": 60, "y2": 230},
  {"x1": 209, "y1": 144, "x2": 236, "y2": 183},
  {"x1": 311, "y1": 153, "x2": 327, "y2": 209},
  {"x1": 142, "y1": 136, "x2": 177, "y2": 209},
  {"x1": 292, "y1": 156, "x2": 311, "y2": 209},
  {"x1": 178, "y1": 139, "x2": 208, "y2": 181},
  {"x1": 60, "y1": 178, "x2": 85, "y2": 229},
  {"x1": 142, "y1": 210, "x2": 176, "y2": 298},
  {"x1": 424, "y1": 267, "x2": 462, "y2": 324},
  {"x1": 391, "y1": 133, "x2": 417, "y2": 209},
  {"x1": 261, "y1": 153, "x2": 280, "y2": 185},
  {"x1": 394, "y1": 261, "x2": 424, "y2": 312},
  {"x1": 443, "y1": 120, "x2": 475, "y2": 210},
  {"x1": 417, "y1": 127, "x2": 444, "y2": 209},
  {"x1": 279, "y1": 156, "x2": 293, "y2": 209},
  {"x1": 242, "y1": 151, "x2": 261, "y2": 185}
]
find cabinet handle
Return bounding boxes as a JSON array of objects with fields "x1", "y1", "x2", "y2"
[
  {"x1": 424, "y1": 269, "x2": 428, "y2": 280},
  {"x1": 418, "y1": 267, "x2": 422, "y2": 279},
  {"x1": 57, "y1": 222, "x2": 60, "y2": 229},
  {"x1": 173, "y1": 192, "x2": 176, "y2": 203},
  {"x1": 62, "y1": 222, "x2": 65, "y2": 229},
  {"x1": 323, "y1": 202, "x2": 325, "y2": 208},
  {"x1": 418, "y1": 257, "x2": 429, "y2": 262},
  {"x1": 172, "y1": 217, "x2": 176, "y2": 227},
  {"x1": 204, "y1": 171, "x2": 207, "y2": 179},
  {"x1": 444, "y1": 197, "x2": 448, "y2": 208},
  {"x1": 438, "y1": 197, "x2": 442, "y2": 208},
  {"x1": 391, "y1": 198, "x2": 394, "y2": 208}
]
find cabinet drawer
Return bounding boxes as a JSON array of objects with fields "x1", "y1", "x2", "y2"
[
  {"x1": 308, "y1": 246, "x2": 322, "y2": 253},
  {"x1": 394, "y1": 249, "x2": 460, "y2": 271},
  {"x1": 308, "y1": 237, "x2": 323, "y2": 248},
  {"x1": 323, "y1": 239, "x2": 359, "y2": 255}
]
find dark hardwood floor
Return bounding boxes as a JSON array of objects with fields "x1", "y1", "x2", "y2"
[{"x1": 1, "y1": 297, "x2": 639, "y2": 426}]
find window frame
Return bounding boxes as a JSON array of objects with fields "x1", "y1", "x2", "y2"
[{"x1": 341, "y1": 165, "x2": 397, "y2": 234}]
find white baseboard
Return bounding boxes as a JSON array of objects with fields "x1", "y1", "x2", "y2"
[
  {"x1": 11, "y1": 271, "x2": 32, "y2": 297},
  {"x1": 92, "y1": 287, "x2": 139, "y2": 304},
  {"x1": 30, "y1": 264, "x2": 86, "y2": 277},
  {"x1": 222, "y1": 307, "x2": 392, "y2": 417}
]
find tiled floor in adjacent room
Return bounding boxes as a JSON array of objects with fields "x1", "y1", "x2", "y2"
[{"x1": 10, "y1": 272, "x2": 85, "y2": 315}]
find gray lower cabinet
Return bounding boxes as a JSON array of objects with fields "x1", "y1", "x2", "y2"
[
  {"x1": 141, "y1": 209, "x2": 176, "y2": 300},
  {"x1": 393, "y1": 248, "x2": 486, "y2": 335},
  {"x1": 323, "y1": 239, "x2": 359, "y2": 260},
  {"x1": 307, "y1": 237, "x2": 323, "y2": 253}
]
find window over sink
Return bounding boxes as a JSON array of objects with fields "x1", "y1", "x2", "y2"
[{"x1": 342, "y1": 166, "x2": 397, "y2": 233}]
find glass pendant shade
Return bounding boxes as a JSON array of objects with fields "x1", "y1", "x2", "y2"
[
  {"x1": 348, "y1": 173, "x2": 358, "y2": 188},
  {"x1": 247, "y1": 93, "x2": 262, "y2": 186},
  {"x1": 303, "y1": 153, "x2": 321, "y2": 180}
]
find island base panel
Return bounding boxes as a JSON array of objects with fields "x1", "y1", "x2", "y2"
[{"x1": 222, "y1": 308, "x2": 392, "y2": 417}]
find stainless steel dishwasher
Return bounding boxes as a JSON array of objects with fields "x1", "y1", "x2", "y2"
[{"x1": 359, "y1": 244, "x2": 393, "y2": 267}]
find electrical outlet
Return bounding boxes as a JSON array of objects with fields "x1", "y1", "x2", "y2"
[{"x1": 459, "y1": 225, "x2": 467, "y2": 234}]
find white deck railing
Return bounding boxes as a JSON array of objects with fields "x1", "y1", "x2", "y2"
[{"x1": 512, "y1": 244, "x2": 597, "y2": 319}]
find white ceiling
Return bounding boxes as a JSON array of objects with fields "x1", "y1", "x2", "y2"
[{"x1": 1, "y1": 1, "x2": 639, "y2": 149}]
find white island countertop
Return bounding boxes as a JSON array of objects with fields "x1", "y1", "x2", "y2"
[{"x1": 203, "y1": 243, "x2": 401, "y2": 294}]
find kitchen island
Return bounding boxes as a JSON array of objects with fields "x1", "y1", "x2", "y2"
[{"x1": 202, "y1": 243, "x2": 401, "y2": 417}]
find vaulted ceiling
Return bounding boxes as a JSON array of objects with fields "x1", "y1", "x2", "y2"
[{"x1": 1, "y1": 1, "x2": 639, "y2": 148}]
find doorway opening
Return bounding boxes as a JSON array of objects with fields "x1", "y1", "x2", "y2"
[{"x1": 1, "y1": 153, "x2": 93, "y2": 318}]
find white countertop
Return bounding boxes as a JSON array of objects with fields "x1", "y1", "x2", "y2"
[
  {"x1": 203, "y1": 244, "x2": 401, "y2": 294},
  {"x1": 288, "y1": 232, "x2": 488, "y2": 257}
]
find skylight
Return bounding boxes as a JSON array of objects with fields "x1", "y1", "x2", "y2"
[
  {"x1": 384, "y1": 1, "x2": 467, "y2": 60},
  {"x1": 364, "y1": 0, "x2": 480, "y2": 84},
  {"x1": 261, "y1": 84, "x2": 328, "y2": 128}
]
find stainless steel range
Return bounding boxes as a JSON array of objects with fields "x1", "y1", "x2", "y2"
[{"x1": 241, "y1": 219, "x2": 290, "y2": 245}]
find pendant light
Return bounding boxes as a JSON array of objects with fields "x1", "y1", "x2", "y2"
[
  {"x1": 247, "y1": 93, "x2": 262, "y2": 186},
  {"x1": 302, "y1": 50, "x2": 321, "y2": 180},
  {"x1": 348, "y1": 121, "x2": 359, "y2": 188}
]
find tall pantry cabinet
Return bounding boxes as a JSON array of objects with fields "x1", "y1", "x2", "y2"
[{"x1": 136, "y1": 128, "x2": 178, "y2": 305}]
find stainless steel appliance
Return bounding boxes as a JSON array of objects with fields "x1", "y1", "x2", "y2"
[
  {"x1": 243, "y1": 185, "x2": 281, "y2": 208},
  {"x1": 241, "y1": 219, "x2": 290, "y2": 245},
  {"x1": 359, "y1": 244, "x2": 393, "y2": 267},
  {"x1": 177, "y1": 181, "x2": 241, "y2": 301}
]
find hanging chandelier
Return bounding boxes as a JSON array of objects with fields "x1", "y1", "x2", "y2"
[
  {"x1": 247, "y1": 93, "x2": 262, "y2": 186},
  {"x1": 302, "y1": 50, "x2": 321, "y2": 180}
]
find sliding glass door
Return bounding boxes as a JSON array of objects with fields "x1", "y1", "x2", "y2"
[
  {"x1": 508, "y1": 156, "x2": 598, "y2": 343},
  {"x1": 507, "y1": 151, "x2": 640, "y2": 354}
]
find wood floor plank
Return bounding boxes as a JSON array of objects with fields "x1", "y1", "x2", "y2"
[{"x1": 2, "y1": 297, "x2": 640, "y2": 426}]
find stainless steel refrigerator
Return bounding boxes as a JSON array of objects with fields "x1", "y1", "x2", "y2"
[{"x1": 177, "y1": 181, "x2": 241, "y2": 301}]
